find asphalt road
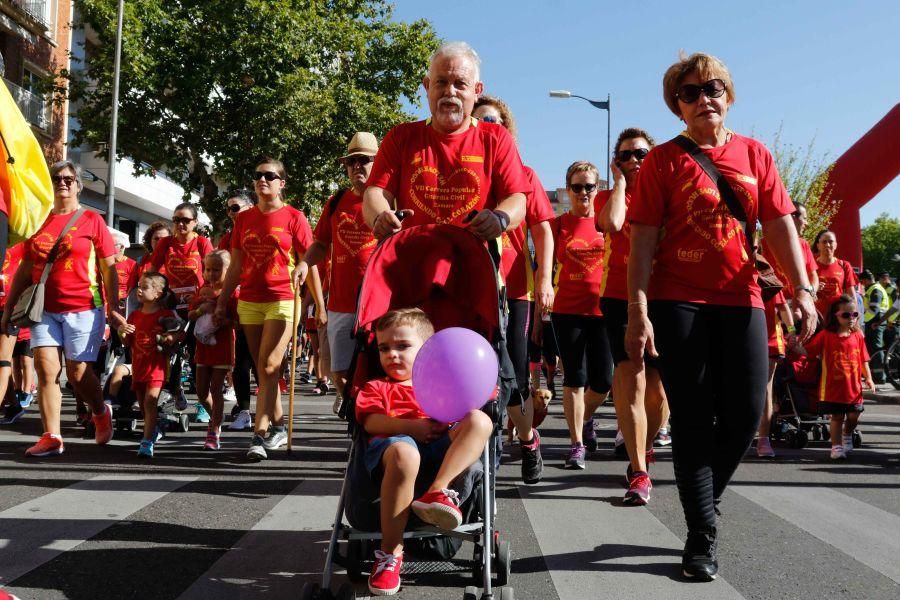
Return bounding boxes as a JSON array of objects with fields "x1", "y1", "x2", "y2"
[{"x1": 1, "y1": 378, "x2": 899, "y2": 600}]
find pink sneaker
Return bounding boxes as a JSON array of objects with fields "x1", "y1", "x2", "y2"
[
  {"x1": 411, "y1": 488, "x2": 462, "y2": 530},
  {"x1": 368, "y1": 550, "x2": 403, "y2": 596},
  {"x1": 92, "y1": 404, "x2": 114, "y2": 445},
  {"x1": 25, "y1": 433, "x2": 65, "y2": 457},
  {"x1": 204, "y1": 430, "x2": 220, "y2": 450},
  {"x1": 624, "y1": 471, "x2": 652, "y2": 506}
]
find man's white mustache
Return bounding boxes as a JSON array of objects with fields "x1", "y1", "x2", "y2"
[{"x1": 439, "y1": 98, "x2": 463, "y2": 110}]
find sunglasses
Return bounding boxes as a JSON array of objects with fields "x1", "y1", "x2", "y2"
[
  {"x1": 253, "y1": 171, "x2": 282, "y2": 182},
  {"x1": 172, "y1": 217, "x2": 194, "y2": 225},
  {"x1": 344, "y1": 156, "x2": 373, "y2": 167},
  {"x1": 479, "y1": 115, "x2": 501, "y2": 124},
  {"x1": 52, "y1": 175, "x2": 77, "y2": 186},
  {"x1": 569, "y1": 183, "x2": 598, "y2": 194},
  {"x1": 835, "y1": 311, "x2": 859, "y2": 319},
  {"x1": 616, "y1": 148, "x2": 650, "y2": 162},
  {"x1": 227, "y1": 204, "x2": 243, "y2": 213},
  {"x1": 676, "y1": 78, "x2": 726, "y2": 104}
]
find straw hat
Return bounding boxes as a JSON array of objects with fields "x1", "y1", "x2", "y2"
[{"x1": 337, "y1": 132, "x2": 379, "y2": 162}]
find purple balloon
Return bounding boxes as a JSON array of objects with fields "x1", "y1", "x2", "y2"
[{"x1": 412, "y1": 327, "x2": 499, "y2": 423}]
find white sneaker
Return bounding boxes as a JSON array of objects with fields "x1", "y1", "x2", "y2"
[
  {"x1": 842, "y1": 435, "x2": 853, "y2": 454},
  {"x1": 229, "y1": 409, "x2": 252, "y2": 431},
  {"x1": 332, "y1": 394, "x2": 344, "y2": 416},
  {"x1": 830, "y1": 445, "x2": 845, "y2": 460},
  {"x1": 247, "y1": 434, "x2": 267, "y2": 460},
  {"x1": 263, "y1": 429, "x2": 288, "y2": 450},
  {"x1": 223, "y1": 385, "x2": 237, "y2": 403}
]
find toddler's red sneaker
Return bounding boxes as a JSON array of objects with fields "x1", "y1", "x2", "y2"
[
  {"x1": 93, "y1": 403, "x2": 114, "y2": 445},
  {"x1": 412, "y1": 488, "x2": 462, "y2": 530},
  {"x1": 368, "y1": 550, "x2": 403, "y2": 596}
]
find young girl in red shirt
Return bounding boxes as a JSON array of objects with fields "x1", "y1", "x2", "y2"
[
  {"x1": 189, "y1": 250, "x2": 236, "y2": 450},
  {"x1": 803, "y1": 294, "x2": 875, "y2": 460},
  {"x1": 120, "y1": 272, "x2": 181, "y2": 458}
]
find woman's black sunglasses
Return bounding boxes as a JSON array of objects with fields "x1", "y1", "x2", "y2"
[
  {"x1": 569, "y1": 183, "x2": 597, "y2": 194},
  {"x1": 676, "y1": 79, "x2": 726, "y2": 104},
  {"x1": 253, "y1": 171, "x2": 282, "y2": 182}
]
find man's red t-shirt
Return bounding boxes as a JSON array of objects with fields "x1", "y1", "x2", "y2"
[
  {"x1": 27, "y1": 210, "x2": 117, "y2": 313},
  {"x1": 0, "y1": 243, "x2": 25, "y2": 310},
  {"x1": 761, "y1": 237, "x2": 817, "y2": 299},
  {"x1": 190, "y1": 285, "x2": 236, "y2": 367},
  {"x1": 500, "y1": 167, "x2": 555, "y2": 301},
  {"x1": 595, "y1": 190, "x2": 632, "y2": 301},
  {"x1": 804, "y1": 329, "x2": 869, "y2": 406},
  {"x1": 815, "y1": 258, "x2": 858, "y2": 316},
  {"x1": 126, "y1": 308, "x2": 178, "y2": 384},
  {"x1": 114, "y1": 257, "x2": 137, "y2": 300},
  {"x1": 355, "y1": 378, "x2": 430, "y2": 433},
  {"x1": 313, "y1": 189, "x2": 376, "y2": 313},
  {"x1": 552, "y1": 213, "x2": 604, "y2": 317},
  {"x1": 367, "y1": 118, "x2": 530, "y2": 228},
  {"x1": 149, "y1": 235, "x2": 213, "y2": 310},
  {"x1": 231, "y1": 205, "x2": 313, "y2": 302},
  {"x1": 630, "y1": 134, "x2": 794, "y2": 308}
]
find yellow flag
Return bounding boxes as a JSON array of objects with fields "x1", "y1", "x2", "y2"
[{"x1": 0, "y1": 82, "x2": 53, "y2": 244}]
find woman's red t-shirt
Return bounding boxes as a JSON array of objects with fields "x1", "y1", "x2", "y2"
[
  {"x1": 114, "y1": 257, "x2": 137, "y2": 300},
  {"x1": 231, "y1": 205, "x2": 313, "y2": 302},
  {"x1": 26, "y1": 210, "x2": 116, "y2": 313},
  {"x1": 0, "y1": 242, "x2": 25, "y2": 310},
  {"x1": 500, "y1": 166, "x2": 555, "y2": 301},
  {"x1": 630, "y1": 134, "x2": 794, "y2": 308},
  {"x1": 815, "y1": 258, "x2": 858, "y2": 316},
  {"x1": 126, "y1": 308, "x2": 178, "y2": 384},
  {"x1": 804, "y1": 329, "x2": 869, "y2": 406},
  {"x1": 149, "y1": 235, "x2": 213, "y2": 310},
  {"x1": 552, "y1": 213, "x2": 604, "y2": 317},
  {"x1": 594, "y1": 190, "x2": 632, "y2": 301}
]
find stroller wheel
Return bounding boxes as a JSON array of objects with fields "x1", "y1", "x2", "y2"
[
  {"x1": 300, "y1": 582, "x2": 321, "y2": 600},
  {"x1": 784, "y1": 430, "x2": 796, "y2": 447},
  {"x1": 495, "y1": 539, "x2": 511, "y2": 587},
  {"x1": 335, "y1": 582, "x2": 356, "y2": 600},
  {"x1": 812, "y1": 427, "x2": 821, "y2": 441},
  {"x1": 500, "y1": 587, "x2": 515, "y2": 600},
  {"x1": 852, "y1": 431, "x2": 862, "y2": 448},
  {"x1": 464, "y1": 586, "x2": 479, "y2": 600},
  {"x1": 795, "y1": 429, "x2": 809, "y2": 449},
  {"x1": 345, "y1": 539, "x2": 366, "y2": 582}
]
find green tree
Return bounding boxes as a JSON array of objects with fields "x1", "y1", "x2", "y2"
[
  {"x1": 58, "y1": 0, "x2": 437, "y2": 231},
  {"x1": 862, "y1": 213, "x2": 900, "y2": 277},
  {"x1": 769, "y1": 126, "x2": 839, "y2": 243}
]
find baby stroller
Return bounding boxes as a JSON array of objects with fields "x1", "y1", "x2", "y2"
[{"x1": 302, "y1": 225, "x2": 515, "y2": 600}]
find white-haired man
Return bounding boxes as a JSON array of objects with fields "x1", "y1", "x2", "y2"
[{"x1": 363, "y1": 41, "x2": 527, "y2": 241}]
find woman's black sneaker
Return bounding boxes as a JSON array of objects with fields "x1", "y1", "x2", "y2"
[
  {"x1": 682, "y1": 527, "x2": 718, "y2": 581},
  {"x1": 521, "y1": 430, "x2": 543, "y2": 484}
]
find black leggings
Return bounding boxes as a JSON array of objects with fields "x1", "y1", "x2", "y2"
[
  {"x1": 506, "y1": 299, "x2": 531, "y2": 407},
  {"x1": 550, "y1": 313, "x2": 613, "y2": 393},
  {"x1": 0, "y1": 212, "x2": 8, "y2": 269},
  {"x1": 233, "y1": 328, "x2": 257, "y2": 411},
  {"x1": 650, "y1": 301, "x2": 767, "y2": 532}
]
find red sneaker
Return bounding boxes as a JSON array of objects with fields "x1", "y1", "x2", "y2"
[
  {"x1": 25, "y1": 433, "x2": 64, "y2": 457},
  {"x1": 278, "y1": 377, "x2": 288, "y2": 394},
  {"x1": 411, "y1": 488, "x2": 462, "y2": 530},
  {"x1": 623, "y1": 471, "x2": 652, "y2": 506},
  {"x1": 93, "y1": 403, "x2": 114, "y2": 445},
  {"x1": 368, "y1": 550, "x2": 402, "y2": 596}
]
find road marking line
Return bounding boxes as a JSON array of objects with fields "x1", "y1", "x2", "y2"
[
  {"x1": 732, "y1": 485, "x2": 900, "y2": 584},
  {"x1": 518, "y1": 484, "x2": 747, "y2": 599},
  {"x1": 0, "y1": 475, "x2": 195, "y2": 585}
]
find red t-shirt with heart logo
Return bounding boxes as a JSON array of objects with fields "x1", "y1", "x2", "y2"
[
  {"x1": 551, "y1": 213, "x2": 605, "y2": 317},
  {"x1": 125, "y1": 308, "x2": 179, "y2": 384},
  {"x1": 630, "y1": 134, "x2": 793, "y2": 308},
  {"x1": 594, "y1": 190, "x2": 632, "y2": 301},
  {"x1": 500, "y1": 166, "x2": 555, "y2": 301},
  {"x1": 114, "y1": 257, "x2": 137, "y2": 300},
  {"x1": 314, "y1": 189, "x2": 376, "y2": 313},
  {"x1": 231, "y1": 204, "x2": 313, "y2": 302},
  {"x1": 367, "y1": 118, "x2": 530, "y2": 228},
  {"x1": 26, "y1": 210, "x2": 117, "y2": 313},
  {"x1": 149, "y1": 234, "x2": 214, "y2": 310}
]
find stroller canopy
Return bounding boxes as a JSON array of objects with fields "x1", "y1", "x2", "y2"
[{"x1": 355, "y1": 225, "x2": 501, "y2": 340}]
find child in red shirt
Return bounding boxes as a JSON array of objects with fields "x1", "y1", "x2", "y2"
[
  {"x1": 188, "y1": 251, "x2": 236, "y2": 450},
  {"x1": 120, "y1": 272, "x2": 181, "y2": 458},
  {"x1": 354, "y1": 308, "x2": 493, "y2": 596},
  {"x1": 802, "y1": 294, "x2": 875, "y2": 460}
]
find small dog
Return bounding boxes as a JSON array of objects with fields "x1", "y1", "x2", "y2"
[{"x1": 507, "y1": 389, "x2": 553, "y2": 444}]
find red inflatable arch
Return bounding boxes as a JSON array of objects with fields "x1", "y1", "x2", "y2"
[{"x1": 823, "y1": 103, "x2": 900, "y2": 268}]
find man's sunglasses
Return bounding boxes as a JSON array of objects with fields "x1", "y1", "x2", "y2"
[
  {"x1": 569, "y1": 183, "x2": 597, "y2": 194},
  {"x1": 344, "y1": 156, "x2": 373, "y2": 167},
  {"x1": 52, "y1": 175, "x2": 77, "y2": 186},
  {"x1": 835, "y1": 311, "x2": 859, "y2": 319},
  {"x1": 676, "y1": 79, "x2": 726, "y2": 104},
  {"x1": 172, "y1": 217, "x2": 194, "y2": 225},
  {"x1": 253, "y1": 171, "x2": 282, "y2": 182},
  {"x1": 616, "y1": 148, "x2": 650, "y2": 162}
]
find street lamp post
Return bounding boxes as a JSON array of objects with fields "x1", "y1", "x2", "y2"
[
  {"x1": 550, "y1": 90, "x2": 611, "y2": 188},
  {"x1": 106, "y1": 0, "x2": 125, "y2": 227}
]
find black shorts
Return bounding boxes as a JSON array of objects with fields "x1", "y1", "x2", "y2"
[
  {"x1": 600, "y1": 297, "x2": 658, "y2": 368},
  {"x1": 551, "y1": 312, "x2": 613, "y2": 393},
  {"x1": 13, "y1": 340, "x2": 32, "y2": 358},
  {"x1": 817, "y1": 401, "x2": 864, "y2": 415}
]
